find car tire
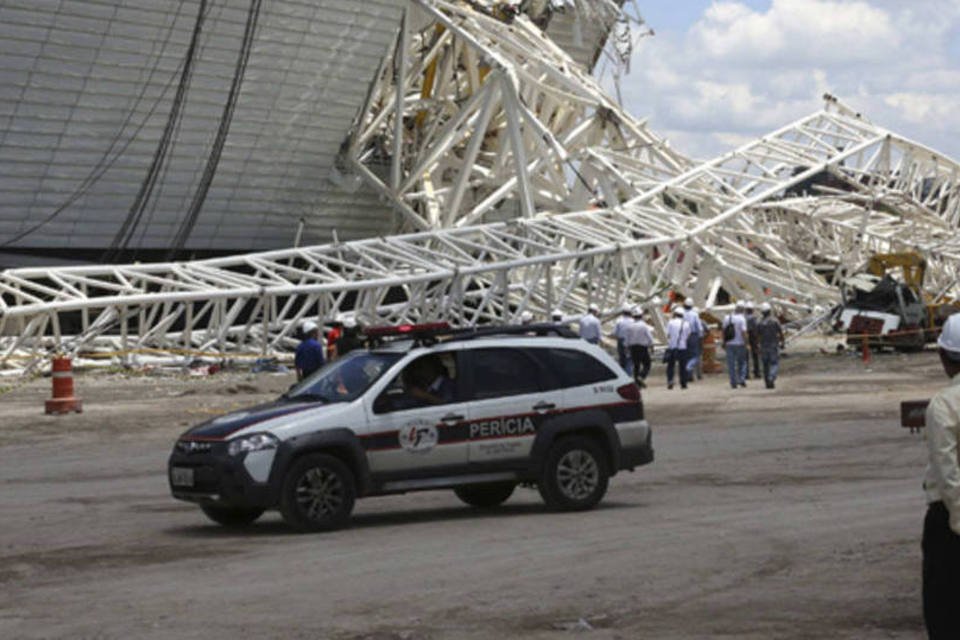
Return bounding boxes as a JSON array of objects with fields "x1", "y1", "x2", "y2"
[
  {"x1": 200, "y1": 505, "x2": 264, "y2": 527},
  {"x1": 538, "y1": 436, "x2": 609, "y2": 511},
  {"x1": 279, "y1": 453, "x2": 356, "y2": 532},
  {"x1": 453, "y1": 482, "x2": 515, "y2": 508}
]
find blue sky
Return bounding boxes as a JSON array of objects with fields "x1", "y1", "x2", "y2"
[{"x1": 615, "y1": 0, "x2": 960, "y2": 162}]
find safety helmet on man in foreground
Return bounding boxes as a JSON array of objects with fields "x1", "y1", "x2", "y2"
[{"x1": 937, "y1": 313, "x2": 960, "y2": 359}]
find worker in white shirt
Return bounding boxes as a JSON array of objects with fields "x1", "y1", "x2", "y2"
[
  {"x1": 722, "y1": 301, "x2": 749, "y2": 388},
  {"x1": 664, "y1": 306, "x2": 691, "y2": 389},
  {"x1": 682, "y1": 298, "x2": 704, "y2": 382},
  {"x1": 624, "y1": 306, "x2": 654, "y2": 387},
  {"x1": 613, "y1": 304, "x2": 633, "y2": 373},
  {"x1": 922, "y1": 314, "x2": 960, "y2": 639},
  {"x1": 579, "y1": 303, "x2": 602, "y2": 345}
]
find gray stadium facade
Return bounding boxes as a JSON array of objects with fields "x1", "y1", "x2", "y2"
[{"x1": 0, "y1": 0, "x2": 616, "y2": 269}]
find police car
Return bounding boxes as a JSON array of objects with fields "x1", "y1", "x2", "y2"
[{"x1": 168, "y1": 323, "x2": 654, "y2": 531}]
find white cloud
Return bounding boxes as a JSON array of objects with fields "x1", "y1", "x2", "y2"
[{"x1": 619, "y1": 0, "x2": 960, "y2": 161}]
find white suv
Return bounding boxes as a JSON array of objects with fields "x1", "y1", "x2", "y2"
[{"x1": 168, "y1": 323, "x2": 654, "y2": 531}]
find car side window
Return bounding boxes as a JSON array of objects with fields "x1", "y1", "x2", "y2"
[
  {"x1": 469, "y1": 348, "x2": 542, "y2": 400},
  {"x1": 374, "y1": 352, "x2": 458, "y2": 413},
  {"x1": 541, "y1": 348, "x2": 617, "y2": 388}
]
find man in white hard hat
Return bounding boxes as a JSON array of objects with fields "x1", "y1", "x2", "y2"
[
  {"x1": 551, "y1": 309, "x2": 565, "y2": 326},
  {"x1": 922, "y1": 313, "x2": 960, "y2": 638},
  {"x1": 624, "y1": 306, "x2": 654, "y2": 387},
  {"x1": 722, "y1": 301, "x2": 749, "y2": 388},
  {"x1": 519, "y1": 310, "x2": 534, "y2": 326},
  {"x1": 295, "y1": 320, "x2": 325, "y2": 381},
  {"x1": 613, "y1": 303, "x2": 634, "y2": 373},
  {"x1": 335, "y1": 314, "x2": 363, "y2": 357},
  {"x1": 682, "y1": 297, "x2": 705, "y2": 382},
  {"x1": 579, "y1": 303, "x2": 602, "y2": 345},
  {"x1": 756, "y1": 302, "x2": 784, "y2": 389},
  {"x1": 664, "y1": 306, "x2": 691, "y2": 389}
]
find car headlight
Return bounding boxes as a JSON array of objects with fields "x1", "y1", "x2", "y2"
[{"x1": 227, "y1": 433, "x2": 279, "y2": 457}]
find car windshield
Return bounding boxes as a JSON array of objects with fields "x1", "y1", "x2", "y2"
[{"x1": 284, "y1": 351, "x2": 403, "y2": 403}]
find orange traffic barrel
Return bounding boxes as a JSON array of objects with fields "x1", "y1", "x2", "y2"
[{"x1": 45, "y1": 356, "x2": 82, "y2": 415}]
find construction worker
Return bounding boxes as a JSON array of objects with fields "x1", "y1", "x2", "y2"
[
  {"x1": 551, "y1": 309, "x2": 566, "y2": 328},
  {"x1": 294, "y1": 320, "x2": 325, "y2": 381},
  {"x1": 325, "y1": 317, "x2": 343, "y2": 361},
  {"x1": 682, "y1": 297, "x2": 704, "y2": 382},
  {"x1": 336, "y1": 315, "x2": 363, "y2": 356},
  {"x1": 624, "y1": 306, "x2": 654, "y2": 387},
  {"x1": 922, "y1": 314, "x2": 960, "y2": 639},
  {"x1": 579, "y1": 303, "x2": 602, "y2": 345},
  {"x1": 664, "y1": 306, "x2": 691, "y2": 389},
  {"x1": 756, "y1": 302, "x2": 784, "y2": 389},
  {"x1": 613, "y1": 303, "x2": 633, "y2": 373},
  {"x1": 722, "y1": 301, "x2": 748, "y2": 388},
  {"x1": 744, "y1": 301, "x2": 761, "y2": 380},
  {"x1": 519, "y1": 310, "x2": 534, "y2": 325}
]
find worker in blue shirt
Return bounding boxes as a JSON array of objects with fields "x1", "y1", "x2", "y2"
[{"x1": 295, "y1": 320, "x2": 325, "y2": 381}]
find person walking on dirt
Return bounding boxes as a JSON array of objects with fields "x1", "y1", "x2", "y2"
[
  {"x1": 664, "y1": 306, "x2": 691, "y2": 390},
  {"x1": 683, "y1": 298, "x2": 704, "y2": 382},
  {"x1": 756, "y1": 303, "x2": 784, "y2": 389},
  {"x1": 624, "y1": 306, "x2": 653, "y2": 387},
  {"x1": 295, "y1": 320, "x2": 325, "y2": 381},
  {"x1": 922, "y1": 314, "x2": 960, "y2": 639},
  {"x1": 613, "y1": 304, "x2": 633, "y2": 374},
  {"x1": 722, "y1": 301, "x2": 748, "y2": 388},
  {"x1": 579, "y1": 303, "x2": 602, "y2": 345},
  {"x1": 745, "y1": 301, "x2": 761, "y2": 380}
]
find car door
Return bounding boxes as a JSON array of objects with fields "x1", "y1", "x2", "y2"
[
  {"x1": 462, "y1": 347, "x2": 564, "y2": 465},
  {"x1": 362, "y1": 349, "x2": 470, "y2": 475}
]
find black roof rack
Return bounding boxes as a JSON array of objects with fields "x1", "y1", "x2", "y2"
[{"x1": 364, "y1": 322, "x2": 578, "y2": 349}]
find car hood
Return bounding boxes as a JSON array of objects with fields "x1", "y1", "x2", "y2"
[{"x1": 181, "y1": 398, "x2": 329, "y2": 441}]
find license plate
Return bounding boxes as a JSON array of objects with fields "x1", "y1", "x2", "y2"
[{"x1": 171, "y1": 467, "x2": 194, "y2": 487}]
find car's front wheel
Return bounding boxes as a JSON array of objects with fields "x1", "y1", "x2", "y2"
[
  {"x1": 200, "y1": 505, "x2": 264, "y2": 527},
  {"x1": 454, "y1": 482, "x2": 515, "y2": 508},
  {"x1": 279, "y1": 453, "x2": 356, "y2": 532},
  {"x1": 538, "y1": 436, "x2": 609, "y2": 511}
]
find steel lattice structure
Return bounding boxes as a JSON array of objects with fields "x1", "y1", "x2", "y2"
[
  {"x1": 1, "y1": 2, "x2": 959, "y2": 375},
  {"x1": 343, "y1": 0, "x2": 688, "y2": 232}
]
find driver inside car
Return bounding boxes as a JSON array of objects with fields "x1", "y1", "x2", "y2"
[{"x1": 399, "y1": 356, "x2": 455, "y2": 408}]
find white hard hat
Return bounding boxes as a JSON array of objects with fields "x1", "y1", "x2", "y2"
[
  {"x1": 745, "y1": 300, "x2": 755, "y2": 310},
  {"x1": 631, "y1": 305, "x2": 643, "y2": 317},
  {"x1": 734, "y1": 300, "x2": 745, "y2": 310},
  {"x1": 672, "y1": 306, "x2": 684, "y2": 317},
  {"x1": 760, "y1": 302, "x2": 772, "y2": 313},
  {"x1": 621, "y1": 303, "x2": 632, "y2": 314},
  {"x1": 519, "y1": 310, "x2": 534, "y2": 323},
  {"x1": 588, "y1": 303, "x2": 599, "y2": 313},
  {"x1": 938, "y1": 314, "x2": 960, "y2": 354},
  {"x1": 302, "y1": 320, "x2": 318, "y2": 334},
  {"x1": 551, "y1": 309, "x2": 564, "y2": 319},
  {"x1": 684, "y1": 297, "x2": 694, "y2": 307},
  {"x1": 342, "y1": 315, "x2": 358, "y2": 329}
]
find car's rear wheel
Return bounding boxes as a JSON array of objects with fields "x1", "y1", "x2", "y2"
[
  {"x1": 454, "y1": 482, "x2": 515, "y2": 508},
  {"x1": 279, "y1": 453, "x2": 356, "y2": 532},
  {"x1": 538, "y1": 436, "x2": 609, "y2": 511},
  {"x1": 200, "y1": 505, "x2": 264, "y2": 527}
]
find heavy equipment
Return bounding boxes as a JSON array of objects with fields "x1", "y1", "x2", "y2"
[{"x1": 838, "y1": 252, "x2": 957, "y2": 351}]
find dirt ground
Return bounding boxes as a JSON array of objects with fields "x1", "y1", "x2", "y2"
[{"x1": 0, "y1": 339, "x2": 940, "y2": 639}]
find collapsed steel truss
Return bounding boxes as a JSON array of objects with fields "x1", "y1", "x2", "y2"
[
  {"x1": 1, "y1": 1, "x2": 959, "y2": 374},
  {"x1": 343, "y1": 0, "x2": 688, "y2": 232}
]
